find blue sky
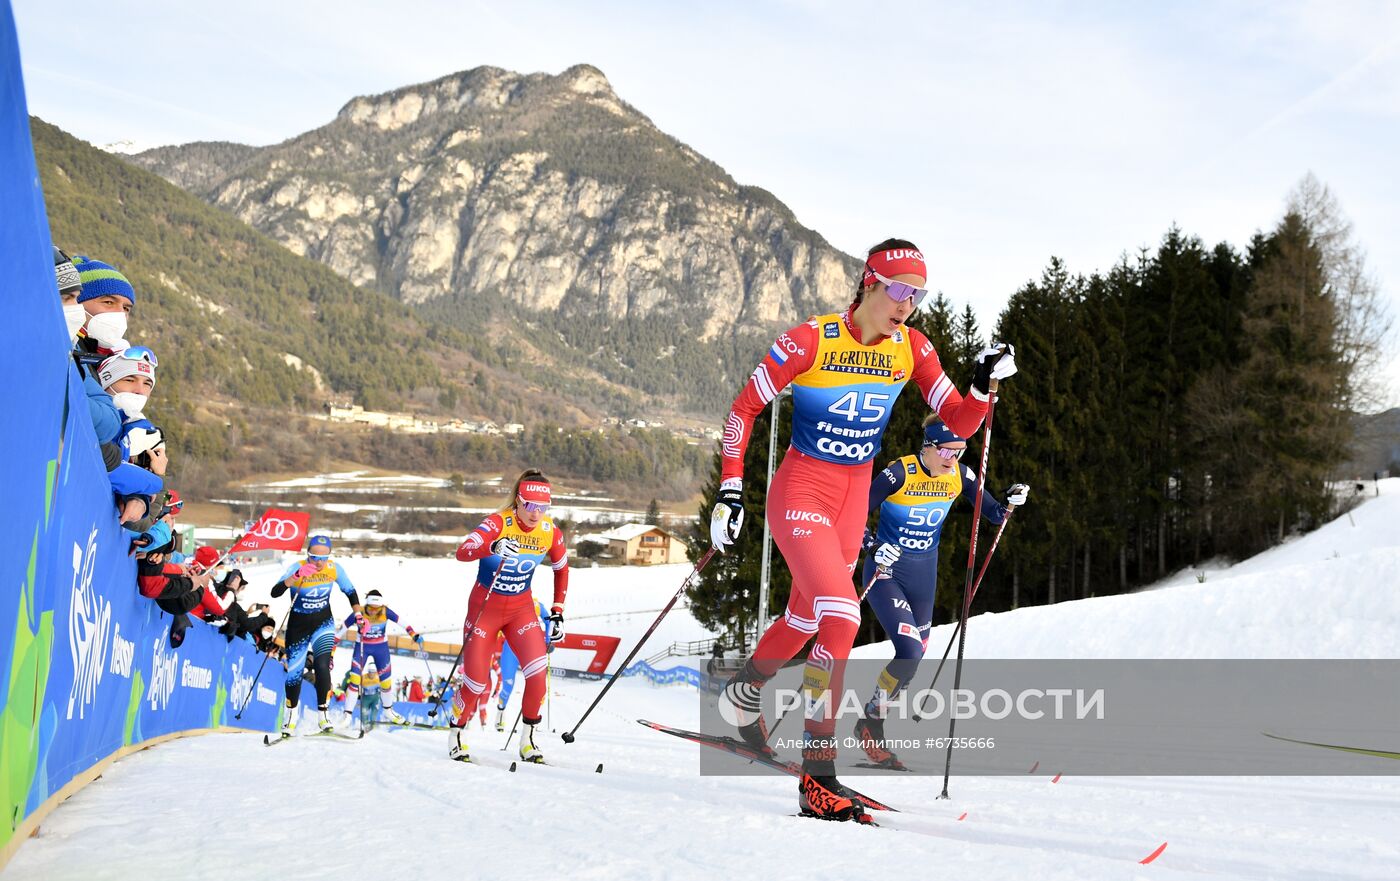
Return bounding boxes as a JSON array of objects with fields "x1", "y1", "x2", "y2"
[{"x1": 14, "y1": 0, "x2": 1400, "y2": 402}]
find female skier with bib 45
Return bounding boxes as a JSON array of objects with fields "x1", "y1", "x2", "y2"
[{"x1": 711, "y1": 239, "x2": 1018, "y2": 821}]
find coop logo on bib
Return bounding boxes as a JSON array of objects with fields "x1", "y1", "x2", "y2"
[{"x1": 816, "y1": 437, "x2": 875, "y2": 459}]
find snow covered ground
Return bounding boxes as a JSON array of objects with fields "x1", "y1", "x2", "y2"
[{"x1": 8, "y1": 483, "x2": 1400, "y2": 880}]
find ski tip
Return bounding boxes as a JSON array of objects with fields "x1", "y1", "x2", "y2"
[
  {"x1": 595, "y1": 763, "x2": 603, "y2": 774},
  {"x1": 1051, "y1": 772, "x2": 1062, "y2": 783},
  {"x1": 1140, "y1": 841, "x2": 1168, "y2": 865},
  {"x1": 509, "y1": 761, "x2": 518, "y2": 772},
  {"x1": 957, "y1": 811, "x2": 968, "y2": 821}
]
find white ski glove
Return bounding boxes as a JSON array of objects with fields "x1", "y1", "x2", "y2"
[
  {"x1": 710, "y1": 478, "x2": 745, "y2": 552},
  {"x1": 971, "y1": 343, "x2": 1017, "y2": 399},
  {"x1": 490, "y1": 537, "x2": 521, "y2": 557},
  {"x1": 874, "y1": 542, "x2": 902, "y2": 569},
  {"x1": 1005, "y1": 483, "x2": 1030, "y2": 507}
]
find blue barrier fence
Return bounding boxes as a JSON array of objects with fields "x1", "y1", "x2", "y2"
[
  {"x1": 622, "y1": 661, "x2": 706, "y2": 688},
  {"x1": 0, "y1": 4, "x2": 278, "y2": 862}
]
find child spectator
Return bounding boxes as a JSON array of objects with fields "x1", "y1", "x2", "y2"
[{"x1": 136, "y1": 539, "x2": 233, "y2": 648}]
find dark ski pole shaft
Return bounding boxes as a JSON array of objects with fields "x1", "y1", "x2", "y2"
[
  {"x1": 235, "y1": 606, "x2": 291, "y2": 720},
  {"x1": 912, "y1": 509, "x2": 1015, "y2": 721},
  {"x1": 501, "y1": 705, "x2": 524, "y2": 749},
  {"x1": 562, "y1": 548, "x2": 717, "y2": 743},
  {"x1": 429, "y1": 566, "x2": 503, "y2": 718},
  {"x1": 940, "y1": 376, "x2": 999, "y2": 798}
]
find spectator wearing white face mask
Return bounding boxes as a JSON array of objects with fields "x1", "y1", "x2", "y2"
[
  {"x1": 97, "y1": 348, "x2": 164, "y2": 525},
  {"x1": 55, "y1": 247, "x2": 122, "y2": 444},
  {"x1": 72, "y1": 256, "x2": 135, "y2": 363},
  {"x1": 98, "y1": 346, "x2": 158, "y2": 427}
]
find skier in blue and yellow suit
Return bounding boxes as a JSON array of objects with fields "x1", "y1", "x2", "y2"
[
  {"x1": 854, "y1": 416, "x2": 1029, "y2": 768},
  {"x1": 271, "y1": 534, "x2": 360, "y2": 736},
  {"x1": 339, "y1": 589, "x2": 424, "y2": 727}
]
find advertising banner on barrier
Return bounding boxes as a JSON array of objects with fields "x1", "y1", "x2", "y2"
[
  {"x1": 543, "y1": 632, "x2": 621, "y2": 673},
  {"x1": 0, "y1": 17, "x2": 279, "y2": 861}
]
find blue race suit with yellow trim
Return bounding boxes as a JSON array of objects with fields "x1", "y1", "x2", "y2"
[
  {"x1": 343, "y1": 605, "x2": 417, "y2": 708},
  {"x1": 274, "y1": 557, "x2": 358, "y2": 708},
  {"x1": 860, "y1": 454, "x2": 1006, "y2": 716}
]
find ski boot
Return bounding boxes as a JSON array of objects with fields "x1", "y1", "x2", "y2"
[
  {"x1": 798, "y1": 738, "x2": 873, "y2": 824},
  {"x1": 495, "y1": 706, "x2": 506, "y2": 732},
  {"x1": 853, "y1": 714, "x2": 906, "y2": 771},
  {"x1": 317, "y1": 709, "x2": 334, "y2": 733},
  {"x1": 338, "y1": 709, "x2": 356, "y2": 730},
  {"x1": 519, "y1": 720, "x2": 545, "y2": 764},
  {"x1": 720, "y1": 659, "x2": 776, "y2": 758},
  {"x1": 384, "y1": 708, "x2": 408, "y2": 726},
  {"x1": 448, "y1": 726, "x2": 470, "y2": 762},
  {"x1": 280, "y1": 715, "x2": 297, "y2": 739}
]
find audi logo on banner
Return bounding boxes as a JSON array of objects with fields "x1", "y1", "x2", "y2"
[
  {"x1": 231, "y1": 509, "x2": 311, "y2": 552},
  {"x1": 251, "y1": 518, "x2": 302, "y2": 542}
]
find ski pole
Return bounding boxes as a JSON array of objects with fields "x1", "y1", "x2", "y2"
[
  {"x1": 940, "y1": 373, "x2": 1001, "y2": 798},
  {"x1": 562, "y1": 548, "x2": 718, "y2": 743},
  {"x1": 235, "y1": 606, "x2": 291, "y2": 720},
  {"x1": 912, "y1": 508, "x2": 1015, "y2": 721},
  {"x1": 429, "y1": 565, "x2": 503, "y2": 719},
  {"x1": 417, "y1": 636, "x2": 439, "y2": 713},
  {"x1": 501, "y1": 706, "x2": 524, "y2": 750},
  {"x1": 857, "y1": 562, "x2": 891, "y2": 602}
]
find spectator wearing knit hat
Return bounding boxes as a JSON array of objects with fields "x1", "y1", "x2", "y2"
[
  {"x1": 72, "y1": 257, "x2": 135, "y2": 364},
  {"x1": 55, "y1": 248, "x2": 122, "y2": 444},
  {"x1": 54, "y1": 246, "x2": 87, "y2": 342},
  {"x1": 126, "y1": 423, "x2": 166, "y2": 468},
  {"x1": 98, "y1": 346, "x2": 157, "y2": 428},
  {"x1": 136, "y1": 539, "x2": 234, "y2": 648},
  {"x1": 97, "y1": 347, "x2": 166, "y2": 530},
  {"x1": 120, "y1": 422, "x2": 176, "y2": 541}
]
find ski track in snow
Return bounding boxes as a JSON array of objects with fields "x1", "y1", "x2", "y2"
[{"x1": 8, "y1": 482, "x2": 1400, "y2": 880}]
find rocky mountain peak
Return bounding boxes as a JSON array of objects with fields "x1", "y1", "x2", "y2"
[
  {"x1": 334, "y1": 63, "x2": 629, "y2": 134},
  {"x1": 130, "y1": 63, "x2": 859, "y2": 414}
]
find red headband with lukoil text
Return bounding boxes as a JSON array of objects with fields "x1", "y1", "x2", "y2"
[{"x1": 862, "y1": 248, "x2": 927, "y2": 287}]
